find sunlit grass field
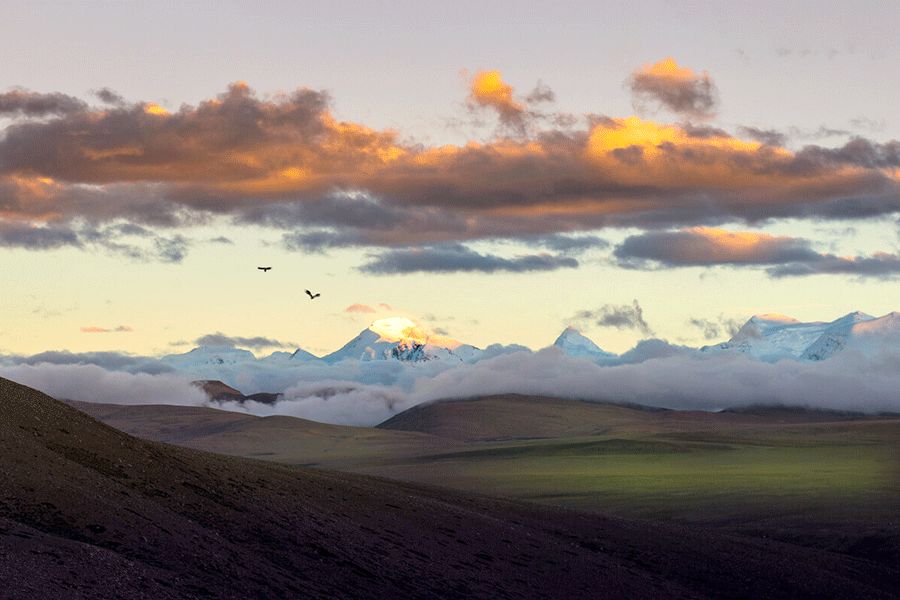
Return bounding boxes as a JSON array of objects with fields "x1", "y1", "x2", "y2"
[{"x1": 361, "y1": 425, "x2": 900, "y2": 524}]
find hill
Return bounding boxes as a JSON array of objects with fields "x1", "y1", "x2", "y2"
[
  {"x1": 67, "y1": 399, "x2": 455, "y2": 467},
  {"x1": 4, "y1": 376, "x2": 899, "y2": 598},
  {"x1": 376, "y1": 394, "x2": 858, "y2": 441}
]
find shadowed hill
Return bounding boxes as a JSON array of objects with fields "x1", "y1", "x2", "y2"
[
  {"x1": 3, "y1": 377, "x2": 899, "y2": 599},
  {"x1": 192, "y1": 379, "x2": 282, "y2": 404},
  {"x1": 376, "y1": 394, "x2": 880, "y2": 441},
  {"x1": 67, "y1": 400, "x2": 457, "y2": 467}
]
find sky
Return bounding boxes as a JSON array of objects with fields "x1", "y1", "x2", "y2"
[{"x1": 0, "y1": 0, "x2": 898, "y2": 358}]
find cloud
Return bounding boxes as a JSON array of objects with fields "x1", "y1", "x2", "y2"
[
  {"x1": 81, "y1": 325, "x2": 133, "y2": 333},
  {"x1": 193, "y1": 332, "x2": 296, "y2": 349},
  {"x1": 0, "y1": 363, "x2": 204, "y2": 405},
  {"x1": 737, "y1": 126, "x2": 787, "y2": 147},
  {"x1": 223, "y1": 380, "x2": 413, "y2": 427},
  {"x1": 767, "y1": 252, "x2": 900, "y2": 278},
  {"x1": 345, "y1": 303, "x2": 377, "y2": 314},
  {"x1": 208, "y1": 235, "x2": 234, "y2": 244},
  {"x1": 614, "y1": 227, "x2": 900, "y2": 279},
  {"x1": 153, "y1": 234, "x2": 190, "y2": 263},
  {"x1": 0, "y1": 80, "x2": 897, "y2": 255},
  {"x1": 520, "y1": 233, "x2": 609, "y2": 255},
  {"x1": 0, "y1": 216, "x2": 193, "y2": 262},
  {"x1": 409, "y1": 348, "x2": 900, "y2": 416},
  {"x1": 467, "y1": 70, "x2": 528, "y2": 134},
  {"x1": 92, "y1": 87, "x2": 125, "y2": 105},
  {"x1": 0, "y1": 222, "x2": 81, "y2": 250},
  {"x1": 0, "y1": 88, "x2": 87, "y2": 116},
  {"x1": 2, "y1": 350, "x2": 173, "y2": 375},
  {"x1": 628, "y1": 57, "x2": 718, "y2": 119},
  {"x1": 687, "y1": 316, "x2": 742, "y2": 341},
  {"x1": 3, "y1": 340, "x2": 899, "y2": 425},
  {"x1": 571, "y1": 300, "x2": 653, "y2": 335},
  {"x1": 359, "y1": 243, "x2": 579, "y2": 274},
  {"x1": 615, "y1": 227, "x2": 820, "y2": 266}
]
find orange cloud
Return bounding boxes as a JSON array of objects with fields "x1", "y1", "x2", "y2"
[
  {"x1": 80, "y1": 325, "x2": 134, "y2": 333},
  {"x1": 468, "y1": 70, "x2": 528, "y2": 133},
  {"x1": 629, "y1": 57, "x2": 718, "y2": 119},
  {"x1": 344, "y1": 303, "x2": 376, "y2": 314},
  {"x1": 0, "y1": 79, "x2": 897, "y2": 252}
]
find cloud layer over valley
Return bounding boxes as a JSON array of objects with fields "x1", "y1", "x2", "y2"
[{"x1": 3, "y1": 336, "x2": 898, "y2": 426}]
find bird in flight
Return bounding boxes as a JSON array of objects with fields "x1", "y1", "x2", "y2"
[
  {"x1": 305, "y1": 289, "x2": 321, "y2": 300},
  {"x1": 257, "y1": 266, "x2": 272, "y2": 272}
]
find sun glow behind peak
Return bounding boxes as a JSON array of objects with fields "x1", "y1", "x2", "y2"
[
  {"x1": 369, "y1": 317, "x2": 428, "y2": 343},
  {"x1": 368, "y1": 317, "x2": 462, "y2": 348}
]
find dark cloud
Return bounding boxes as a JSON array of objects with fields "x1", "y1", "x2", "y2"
[
  {"x1": 767, "y1": 253, "x2": 900, "y2": 278},
  {"x1": 628, "y1": 58, "x2": 718, "y2": 119},
  {"x1": 615, "y1": 228, "x2": 821, "y2": 267},
  {"x1": 788, "y1": 125, "x2": 851, "y2": 140},
  {"x1": 525, "y1": 82, "x2": 555, "y2": 104},
  {"x1": 3, "y1": 350, "x2": 173, "y2": 375},
  {"x1": 359, "y1": 243, "x2": 579, "y2": 275},
  {"x1": 849, "y1": 117, "x2": 886, "y2": 133},
  {"x1": 571, "y1": 300, "x2": 653, "y2": 335},
  {"x1": 0, "y1": 222, "x2": 81, "y2": 250},
  {"x1": 0, "y1": 88, "x2": 87, "y2": 116},
  {"x1": 687, "y1": 316, "x2": 743, "y2": 340},
  {"x1": 208, "y1": 235, "x2": 234, "y2": 244},
  {"x1": 615, "y1": 227, "x2": 900, "y2": 279},
  {"x1": 526, "y1": 234, "x2": 609, "y2": 255},
  {"x1": 793, "y1": 137, "x2": 900, "y2": 170},
  {"x1": 154, "y1": 235, "x2": 189, "y2": 263},
  {"x1": 194, "y1": 332, "x2": 296, "y2": 349},
  {"x1": 92, "y1": 88, "x2": 126, "y2": 105},
  {"x1": 738, "y1": 126, "x2": 787, "y2": 147},
  {"x1": 80, "y1": 224, "x2": 190, "y2": 262},
  {"x1": 282, "y1": 229, "x2": 366, "y2": 253}
]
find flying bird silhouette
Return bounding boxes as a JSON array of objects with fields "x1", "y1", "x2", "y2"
[
  {"x1": 305, "y1": 289, "x2": 321, "y2": 300},
  {"x1": 257, "y1": 266, "x2": 272, "y2": 272}
]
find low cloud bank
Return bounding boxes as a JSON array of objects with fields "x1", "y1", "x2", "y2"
[
  {"x1": 3, "y1": 345, "x2": 897, "y2": 426},
  {"x1": 0, "y1": 363, "x2": 206, "y2": 406}
]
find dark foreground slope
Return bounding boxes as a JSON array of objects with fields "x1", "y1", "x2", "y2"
[{"x1": 2, "y1": 378, "x2": 899, "y2": 599}]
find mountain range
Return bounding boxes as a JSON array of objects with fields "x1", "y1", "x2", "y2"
[{"x1": 160, "y1": 311, "x2": 899, "y2": 376}]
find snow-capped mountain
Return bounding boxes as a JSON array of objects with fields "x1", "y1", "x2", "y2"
[
  {"x1": 260, "y1": 351, "x2": 293, "y2": 362},
  {"x1": 801, "y1": 312, "x2": 899, "y2": 360},
  {"x1": 702, "y1": 311, "x2": 898, "y2": 362},
  {"x1": 553, "y1": 327, "x2": 617, "y2": 360},
  {"x1": 158, "y1": 311, "x2": 897, "y2": 388},
  {"x1": 161, "y1": 345, "x2": 257, "y2": 369},
  {"x1": 323, "y1": 317, "x2": 479, "y2": 364},
  {"x1": 289, "y1": 348, "x2": 321, "y2": 362}
]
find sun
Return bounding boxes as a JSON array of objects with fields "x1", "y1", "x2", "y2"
[{"x1": 369, "y1": 317, "x2": 430, "y2": 344}]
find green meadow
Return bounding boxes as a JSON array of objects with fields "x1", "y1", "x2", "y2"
[{"x1": 360, "y1": 425, "x2": 900, "y2": 524}]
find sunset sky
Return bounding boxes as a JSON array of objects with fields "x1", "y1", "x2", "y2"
[{"x1": 1, "y1": 0, "x2": 898, "y2": 357}]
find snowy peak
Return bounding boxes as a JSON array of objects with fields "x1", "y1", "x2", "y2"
[
  {"x1": 288, "y1": 348, "x2": 321, "y2": 362},
  {"x1": 802, "y1": 311, "x2": 898, "y2": 361},
  {"x1": 554, "y1": 327, "x2": 616, "y2": 360},
  {"x1": 706, "y1": 310, "x2": 894, "y2": 362},
  {"x1": 851, "y1": 312, "x2": 898, "y2": 336},
  {"x1": 162, "y1": 345, "x2": 257, "y2": 368},
  {"x1": 323, "y1": 318, "x2": 478, "y2": 364}
]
